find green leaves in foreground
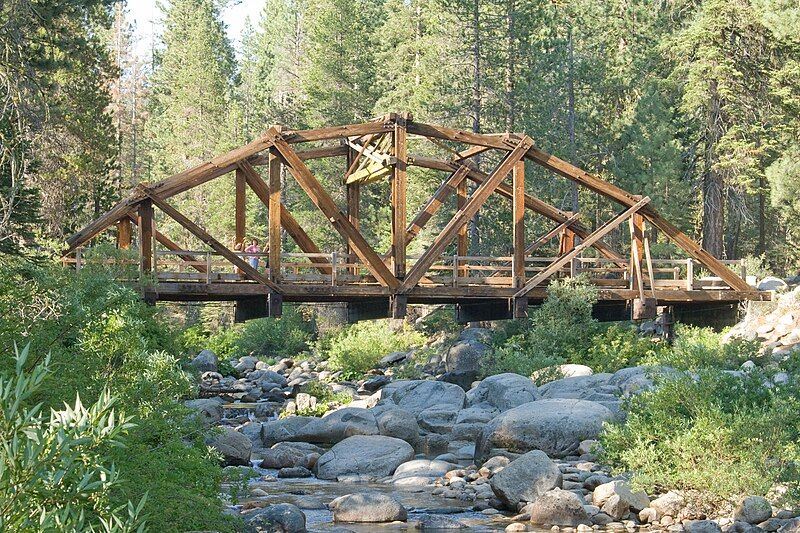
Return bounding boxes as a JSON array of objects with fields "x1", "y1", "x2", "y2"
[{"x1": 0, "y1": 344, "x2": 146, "y2": 533}]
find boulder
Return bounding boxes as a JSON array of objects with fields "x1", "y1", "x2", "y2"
[
  {"x1": 592, "y1": 480, "x2": 650, "y2": 512},
  {"x1": 758, "y1": 277, "x2": 788, "y2": 292},
  {"x1": 246, "y1": 503, "x2": 306, "y2": 533},
  {"x1": 445, "y1": 340, "x2": 490, "y2": 373},
  {"x1": 778, "y1": 518, "x2": 800, "y2": 533},
  {"x1": 734, "y1": 496, "x2": 773, "y2": 524},
  {"x1": 278, "y1": 466, "x2": 313, "y2": 478},
  {"x1": 560, "y1": 364, "x2": 594, "y2": 377},
  {"x1": 360, "y1": 375, "x2": 391, "y2": 393},
  {"x1": 190, "y1": 349, "x2": 218, "y2": 373},
  {"x1": 414, "y1": 515, "x2": 467, "y2": 529},
  {"x1": 260, "y1": 416, "x2": 316, "y2": 446},
  {"x1": 538, "y1": 374, "x2": 616, "y2": 400},
  {"x1": 380, "y1": 351, "x2": 409, "y2": 366},
  {"x1": 315, "y1": 435, "x2": 415, "y2": 480},
  {"x1": 417, "y1": 404, "x2": 460, "y2": 434},
  {"x1": 329, "y1": 492, "x2": 407, "y2": 523},
  {"x1": 685, "y1": 520, "x2": 723, "y2": 533},
  {"x1": 380, "y1": 380, "x2": 466, "y2": 415},
  {"x1": 259, "y1": 442, "x2": 326, "y2": 469},
  {"x1": 297, "y1": 407, "x2": 379, "y2": 444},
  {"x1": 376, "y1": 408, "x2": 421, "y2": 443},
  {"x1": 651, "y1": 491, "x2": 686, "y2": 517},
  {"x1": 212, "y1": 428, "x2": 251, "y2": 466},
  {"x1": 184, "y1": 398, "x2": 224, "y2": 426},
  {"x1": 392, "y1": 459, "x2": 458, "y2": 485},
  {"x1": 528, "y1": 488, "x2": 592, "y2": 526},
  {"x1": 475, "y1": 399, "x2": 615, "y2": 461},
  {"x1": 489, "y1": 450, "x2": 562, "y2": 508},
  {"x1": 456, "y1": 406, "x2": 499, "y2": 424},
  {"x1": 465, "y1": 373, "x2": 539, "y2": 411}
]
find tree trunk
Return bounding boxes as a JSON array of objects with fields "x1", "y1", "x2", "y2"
[
  {"x1": 702, "y1": 79, "x2": 725, "y2": 258},
  {"x1": 567, "y1": 24, "x2": 578, "y2": 214},
  {"x1": 505, "y1": 0, "x2": 515, "y2": 132},
  {"x1": 469, "y1": 0, "x2": 481, "y2": 251}
]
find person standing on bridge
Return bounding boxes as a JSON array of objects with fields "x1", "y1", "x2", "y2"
[{"x1": 245, "y1": 238, "x2": 260, "y2": 270}]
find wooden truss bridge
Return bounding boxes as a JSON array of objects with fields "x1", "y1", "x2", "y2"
[{"x1": 64, "y1": 113, "x2": 769, "y2": 322}]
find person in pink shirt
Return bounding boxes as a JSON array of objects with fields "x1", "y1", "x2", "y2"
[{"x1": 244, "y1": 238, "x2": 260, "y2": 270}]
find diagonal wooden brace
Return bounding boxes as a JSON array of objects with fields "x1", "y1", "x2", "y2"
[{"x1": 514, "y1": 197, "x2": 651, "y2": 298}]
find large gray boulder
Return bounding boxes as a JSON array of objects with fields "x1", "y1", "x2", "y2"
[
  {"x1": 184, "y1": 397, "x2": 224, "y2": 426},
  {"x1": 685, "y1": 520, "x2": 723, "y2": 533},
  {"x1": 650, "y1": 491, "x2": 686, "y2": 517},
  {"x1": 376, "y1": 408, "x2": 421, "y2": 444},
  {"x1": 329, "y1": 492, "x2": 407, "y2": 522},
  {"x1": 489, "y1": 450, "x2": 562, "y2": 508},
  {"x1": 246, "y1": 503, "x2": 306, "y2": 532},
  {"x1": 380, "y1": 380, "x2": 466, "y2": 415},
  {"x1": 212, "y1": 428, "x2": 252, "y2": 466},
  {"x1": 593, "y1": 480, "x2": 650, "y2": 512},
  {"x1": 190, "y1": 349, "x2": 218, "y2": 373},
  {"x1": 259, "y1": 442, "x2": 325, "y2": 469},
  {"x1": 260, "y1": 416, "x2": 316, "y2": 446},
  {"x1": 475, "y1": 399, "x2": 615, "y2": 461},
  {"x1": 528, "y1": 488, "x2": 591, "y2": 526},
  {"x1": 316, "y1": 435, "x2": 415, "y2": 480},
  {"x1": 392, "y1": 459, "x2": 458, "y2": 485},
  {"x1": 734, "y1": 496, "x2": 773, "y2": 524},
  {"x1": 260, "y1": 408, "x2": 378, "y2": 446},
  {"x1": 466, "y1": 373, "x2": 539, "y2": 411},
  {"x1": 445, "y1": 340, "x2": 490, "y2": 373},
  {"x1": 417, "y1": 404, "x2": 460, "y2": 434},
  {"x1": 538, "y1": 374, "x2": 616, "y2": 399}
]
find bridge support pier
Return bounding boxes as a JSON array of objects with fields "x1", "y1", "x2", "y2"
[
  {"x1": 455, "y1": 300, "x2": 513, "y2": 323},
  {"x1": 234, "y1": 292, "x2": 283, "y2": 322},
  {"x1": 390, "y1": 295, "x2": 407, "y2": 319}
]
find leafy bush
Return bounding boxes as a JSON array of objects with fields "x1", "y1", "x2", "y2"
[
  {"x1": 236, "y1": 306, "x2": 314, "y2": 358},
  {"x1": 0, "y1": 344, "x2": 145, "y2": 532},
  {"x1": 601, "y1": 369, "x2": 800, "y2": 507},
  {"x1": 642, "y1": 324, "x2": 761, "y2": 371},
  {"x1": 319, "y1": 320, "x2": 428, "y2": 380},
  {"x1": 585, "y1": 324, "x2": 667, "y2": 373}
]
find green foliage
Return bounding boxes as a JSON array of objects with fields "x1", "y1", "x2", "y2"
[
  {"x1": 417, "y1": 306, "x2": 462, "y2": 335},
  {"x1": 319, "y1": 320, "x2": 428, "y2": 380},
  {"x1": 0, "y1": 344, "x2": 145, "y2": 532},
  {"x1": 642, "y1": 324, "x2": 761, "y2": 371},
  {"x1": 601, "y1": 369, "x2": 800, "y2": 506},
  {"x1": 585, "y1": 324, "x2": 667, "y2": 374},
  {"x1": 236, "y1": 307, "x2": 314, "y2": 358}
]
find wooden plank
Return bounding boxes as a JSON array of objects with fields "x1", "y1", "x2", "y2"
[
  {"x1": 346, "y1": 147, "x2": 361, "y2": 276},
  {"x1": 512, "y1": 160, "x2": 525, "y2": 288},
  {"x1": 452, "y1": 144, "x2": 492, "y2": 162},
  {"x1": 644, "y1": 237, "x2": 657, "y2": 299},
  {"x1": 282, "y1": 121, "x2": 391, "y2": 143},
  {"x1": 407, "y1": 121, "x2": 513, "y2": 150},
  {"x1": 142, "y1": 188, "x2": 282, "y2": 294},
  {"x1": 527, "y1": 214, "x2": 581, "y2": 254},
  {"x1": 235, "y1": 167, "x2": 246, "y2": 246},
  {"x1": 515, "y1": 197, "x2": 651, "y2": 298},
  {"x1": 238, "y1": 160, "x2": 331, "y2": 275},
  {"x1": 400, "y1": 137, "x2": 534, "y2": 292},
  {"x1": 343, "y1": 133, "x2": 381, "y2": 181},
  {"x1": 138, "y1": 199, "x2": 153, "y2": 274},
  {"x1": 117, "y1": 218, "x2": 132, "y2": 249},
  {"x1": 126, "y1": 213, "x2": 207, "y2": 274},
  {"x1": 250, "y1": 144, "x2": 350, "y2": 165},
  {"x1": 392, "y1": 113, "x2": 408, "y2": 278},
  {"x1": 406, "y1": 166, "x2": 469, "y2": 245},
  {"x1": 271, "y1": 137, "x2": 400, "y2": 290},
  {"x1": 268, "y1": 151, "x2": 281, "y2": 282}
]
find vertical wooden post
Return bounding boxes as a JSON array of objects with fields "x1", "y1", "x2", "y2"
[
  {"x1": 138, "y1": 199, "x2": 153, "y2": 275},
  {"x1": 268, "y1": 151, "x2": 281, "y2": 283},
  {"x1": 512, "y1": 160, "x2": 525, "y2": 288},
  {"x1": 235, "y1": 167, "x2": 246, "y2": 246},
  {"x1": 117, "y1": 219, "x2": 132, "y2": 249},
  {"x1": 630, "y1": 213, "x2": 645, "y2": 291},
  {"x1": 686, "y1": 258, "x2": 694, "y2": 290},
  {"x1": 391, "y1": 112, "x2": 409, "y2": 278},
  {"x1": 456, "y1": 178, "x2": 468, "y2": 278},
  {"x1": 346, "y1": 147, "x2": 360, "y2": 276},
  {"x1": 558, "y1": 214, "x2": 576, "y2": 255}
]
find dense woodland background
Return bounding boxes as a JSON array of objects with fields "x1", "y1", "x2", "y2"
[{"x1": 1, "y1": 0, "x2": 799, "y2": 272}]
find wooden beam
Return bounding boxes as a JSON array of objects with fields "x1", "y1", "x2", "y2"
[
  {"x1": 558, "y1": 218, "x2": 576, "y2": 255},
  {"x1": 512, "y1": 160, "x2": 525, "y2": 288},
  {"x1": 528, "y1": 214, "x2": 581, "y2": 254},
  {"x1": 250, "y1": 144, "x2": 350, "y2": 165},
  {"x1": 268, "y1": 151, "x2": 282, "y2": 283},
  {"x1": 137, "y1": 199, "x2": 154, "y2": 274},
  {"x1": 629, "y1": 213, "x2": 645, "y2": 299},
  {"x1": 126, "y1": 213, "x2": 207, "y2": 274},
  {"x1": 515, "y1": 197, "x2": 651, "y2": 298},
  {"x1": 406, "y1": 166, "x2": 469, "y2": 245},
  {"x1": 142, "y1": 188, "x2": 283, "y2": 294},
  {"x1": 346, "y1": 148, "x2": 360, "y2": 276},
  {"x1": 271, "y1": 136, "x2": 400, "y2": 290},
  {"x1": 452, "y1": 144, "x2": 492, "y2": 162},
  {"x1": 117, "y1": 218, "x2": 132, "y2": 249},
  {"x1": 238, "y1": 160, "x2": 331, "y2": 275},
  {"x1": 282, "y1": 121, "x2": 391, "y2": 143},
  {"x1": 407, "y1": 121, "x2": 514, "y2": 150},
  {"x1": 235, "y1": 168, "x2": 246, "y2": 246},
  {"x1": 392, "y1": 113, "x2": 409, "y2": 278},
  {"x1": 399, "y1": 137, "x2": 534, "y2": 292}
]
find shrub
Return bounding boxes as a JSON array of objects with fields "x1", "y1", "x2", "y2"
[
  {"x1": 601, "y1": 369, "x2": 800, "y2": 507},
  {"x1": 585, "y1": 324, "x2": 667, "y2": 373},
  {"x1": 0, "y1": 344, "x2": 145, "y2": 532},
  {"x1": 642, "y1": 324, "x2": 761, "y2": 371},
  {"x1": 319, "y1": 320, "x2": 428, "y2": 380},
  {"x1": 236, "y1": 306, "x2": 314, "y2": 358}
]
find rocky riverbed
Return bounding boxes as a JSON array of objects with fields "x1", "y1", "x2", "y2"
[{"x1": 184, "y1": 316, "x2": 800, "y2": 533}]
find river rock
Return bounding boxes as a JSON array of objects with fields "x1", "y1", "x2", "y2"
[
  {"x1": 685, "y1": 520, "x2": 723, "y2": 533},
  {"x1": 329, "y1": 492, "x2": 407, "y2": 522},
  {"x1": 489, "y1": 450, "x2": 562, "y2": 508},
  {"x1": 593, "y1": 480, "x2": 650, "y2": 512},
  {"x1": 191, "y1": 349, "x2": 218, "y2": 373},
  {"x1": 278, "y1": 466, "x2": 313, "y2": 478},
  {"x1": 415, "y1": 514, "x2": 467, "y2": 529},
  {"x1": 475, "y1": 399, "x2": 615, "y2": 461},
  {"x1": 466, "y1": 373, "x2": 539, "y2": 411},
  {"x1": 528, "y1": 488, "x2": 591, "y2": 526},
  {"x1": 651, "y1": 491, "x2": 686, "y2": 517},
  {"x1": 297, "y1": 407, "x2": 379, "y2": 444},
  {"x1": 778, "y1": 518, "x2": 800, "y2": 533},
  {"x1": 380, "y1": 380, "x2": 466, "y2": 415},
  {"x1": 456, "y1": 405, "x2": 499, "y2": 424},
  {"x1": 259, "y1": 442, "x2": 325, "y2": 469},
  {"x1": 246, "y1": 503, "x2": 306, "y2": 532},
  {"x1": 417, "y1": 404, "x2": 460, "y2": 434},
  {"x1": 445, "y1": 339, "x2": 490, "y2": 373},
  {"x1": 212, "y1": 428, "x2": 251, "y2": 466},
  {"x1": 316, "y1": 435, "x2": 415, "y2": 480},
  {"x1": 376, "y1": 407, "x2": 421, "y2": 443},
  {"x1": 734, "y1": 496, "x2": 773, "y2": 524},
  {"x1": 184, "y1": 397, "x2": 224, "y2": 426},
  {"x1": 392, "y1": 459, "x2": 458, "y2": 485}
]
